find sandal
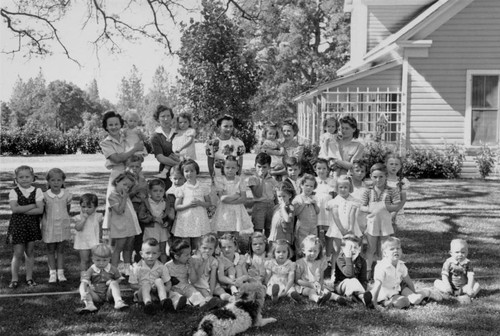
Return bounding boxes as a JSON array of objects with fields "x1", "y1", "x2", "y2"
[
  {"x1": 26, "y1": 279, "x2": 37, "y2": 287},
  {"x1": 8, "y1": 281, "x2": 19, "y2": 289}
]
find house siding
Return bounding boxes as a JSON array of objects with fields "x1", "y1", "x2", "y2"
[
  {"x1": 367, "y1": 5, "x2": 424, "y2": 51},
  {"x1": 407, "y1": 0, "x2": 500, "y2": 146},
  {"x1": 326, "y1": 66, "x2": 402, "y2": 92}
]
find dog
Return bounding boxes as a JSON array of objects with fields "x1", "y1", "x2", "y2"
[{"x1": 193, "y1": 281, "x2": 276, "y2": 336}]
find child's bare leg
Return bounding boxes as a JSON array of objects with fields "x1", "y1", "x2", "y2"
[
  {"x1": 56, "y1": 242, "x2": 65, "y2": 271},
  {"x1": 11, "y1": 244, "x2": 25, "y2": 282},
  {"x1": 79, "y1": 250, "x2": 91, "y2": 273},
  {"x1": 401, "y1": 287, "x2": 424, "y2": 305},
  {"x1": 154, "y1": 278, "x2": 167, "y2": 301},
  {"x1": 365, "y1": 234, "x2": 378, "y2": 279},
  {"x1": 122, "y1": 236, "x2": 135, "y2": 264},
  {"x1": 325, "y1": 237, "x2": 334, "y2": 261},
  {"x1": 330, "y1": 238, "x2": 342, "y2": 268},
  {"x1": 159, "y1": 241, "x2": 168, "y2": 264},
  {"x1": 25, "y1": 241, "x2": 35, "y2": 281},
  {"x1": 112, "y1": 238, "x2": 126, "y2": 267},
  {"x1": 463, "y1": 281, "x2": 480, "y2": 297},
  {"x1": 47, "y1": 242, "x2": 57, "y2": 271},
  {"x1": 139, "y1": 282, "x2": 153, "y2": 303},
  {"x1": 388, "y1": 295, "x2": 411, "y2": 309},
  {"x1": 213, "y1": 287, "x2": 231, "y2": 301}
]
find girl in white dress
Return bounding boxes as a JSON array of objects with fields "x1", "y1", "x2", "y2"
[
  {"x1": 264, "y1": 239, "x2": 300, "y2": 302},
  {"x1": 314, "y1": 158, "x2": 336, "y2": 261},
  {"x1": 41, "y1": 168, "x2": 72, "y2": 283},
  {"x1": 326, "y1": 175, "x2": 360, "y2": 268},
  {"x1": 173, "y1": 160, "x2": 212, "y2": 249},
  {"x1": 172, "y1": 112, "x2": 197, "y2": 160},
  {"x1": 349, "y1": 160, "x2": 369, "y2": 234},
  {"x1": 211, "y1": 155, "x2": 253, "y2": 236},
  {"x1": 73, "y1": 193, "x2": 102, "y2": 276}
]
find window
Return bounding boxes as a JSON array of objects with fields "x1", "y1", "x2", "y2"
[{"x1": 466, "y1": 71, "x2": 500, "y2": 146}]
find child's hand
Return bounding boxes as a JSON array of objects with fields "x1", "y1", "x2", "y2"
[
  {"x1": 119, "y1": 188, "x2": 129, "y2": 198},
  {"x1": 106, "y1": 280, "x2": 112, "y2": 286},
  {"x1": 81, "y1": 211, "x2": 89, "y2": 220},
  {"x1": 314, "y1": 281, "x2": 322, "y2": 294}
]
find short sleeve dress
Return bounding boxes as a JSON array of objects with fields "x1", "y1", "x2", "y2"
[
  {"x1": 173, "y1": 181, "x2": 211, "y2": 237},
  {"x1": 205, "y1": 136, "x2": 246, "y2": 177},
  {"x1": 211, "y1": 176, "x2": 253, "y2": 233},
  {"x1": 7, "y1": 187, "x2": 43, "y2": 244},
  {"x1": 315, "y1": 177, "x2": 336, "y2": 228},
  {"x1": 295, "y1": 257, "x2": 328, "y2": 293},
  {"x1": 107, "y1": 189, "x2": 141, "y2": 239},
  {"x1": 172, "y1": 127, "x2": 197, "y2": 160},
  {"x1": 265, "y1": 259, "x2": 296, "y2": 296},
  {"x1": 41, "y1": 189, "x2": 72, "y2": 243},
  {"x1": 326, "y1": 195, "x2": 361, "y2": 238},
  {"x1": 74, "y1": 212, "x2": 103, "y2": 250}
]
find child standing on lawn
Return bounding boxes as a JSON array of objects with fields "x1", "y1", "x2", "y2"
[
  {"x1": 360, "y1": 163, "x2": 400, "y2": 279},
  {"x1": 314, "y1": 158, "x2": 336, "y2": 259},
  {"x1": 385, "y1": 153, "x2": 409, "y2": 233},
  {"x1": 74, "y1": 193, "x2": 102, "y2": 276},
  {"x1": 41, "y1": 168, "x2": 72, "y2": 283},
  {"x1": 129, "y1": 238, "x2": 174, "y2": 314},
  {"x1": 265, "y1": 239, "x2": 299, "y2": 302},
  {"x1": 172, "y1": 112, "x2": 197, "y2": 160},
  {"x1": 79, "y1": 243, "x2": 128, "y2": 313},
  {"x1": 138, "y1": 179, "x2": 174, "y2": 263},
  {"x1": 211, "y1": 155, "x2": 253, "y2": 237},
  {"x1": 245, "y1": 232, "x2": 269, "y2": 284},
  {"x1": 7, "y1": 165, "x2": 44, "y2": 288},
  {"x1": 292, "y1": 174, "x2": 319, "y2": 251},
  {"x1": 326, "y1": 175, "x2": 360, "y2": 267},
  {"x1": 295, "y1": 235, "x2": 344, "y2": 305},
  {"x1": 268, "y1": 182, "x2": 296, "y2": 248},
  {"x1": 173, "y1": 159, "x2": 212, "y2": 249},
  {"x1": 349, "y1": 160, "x2": 369, "y2": 234},
  {"x1": 106, "y1": 171, "x2": 142, "y2": 274},
  {"x1": 434, "y1": 239, "x2": 480, "y2": 301},
  {"x1": 248, "y1": 152, "x2": 279, "y2": 237},
  {"x1": 334, "y1": 234, "x2": 372, "y2": 306}
]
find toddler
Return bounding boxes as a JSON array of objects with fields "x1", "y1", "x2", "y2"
[
  {"x1": 248, "y1": 152, "x2": 279, "y2": 237},
  {"x1": 268, "y1": 182, "x2": 296, "y2": 246},
  {"x1": 434, "y1": 239, "x2": 480, "y2": 301},
  {"x1": 334, "y1": 234, "x2": 372, "y2": 306},
  {"x1": 217, "y1": 233, "x2": 248, "y2": 295},
  {"x1": 349, "y1": 160, "x2": 368, "y2": 234},
  {"x1": 314, "y1": 158, "x2": 336, "y2": 257},
  {"x1": 41, "y1": 168, "x2": 72, "y2": 283},
  {"x1": 79, "y1": 244, "x2": 128, "y2": 313},
  {"x1": 138, "y1": 179, "x2": 174, "y2": 263},
  {"x1": 264, "y1": 239, "x2": 300, "y2": 302},
  {"x1": 129, "y1": 238, "x2": 174, "y2": 314},
  {"x1": 123, "y1": 111, "x2": 148, "y2": 156},
  {"x1": 245, "y1": 232, "x2": 269, "y2": 284},
  {"x1": 282, "y1": 156, "x2": 302, "y2": 196},
  {"x1": 211, "y1": 155, "x2": 253, "y2": 236},
  {"x1": 7, "y1": 165, "x2": 44, "y2": 288},
  {"x1": 292, "y1": 174, "x2": 319, "y2": 251},
  {"x1": 318, "y1": 117, "x2": 341, "y2": 177},
  {"x1": 371, "y1": 237, "x2": 431, "y2": 309},
  {"x1": 385, "y1": 153, "x2": 409, "y2": 233},
  {"x1": 256, "y1": 123, "x2": 284, "y2": 170},
  {"x1": 295, "y1": 235, "x2": 343, "y2": 304},
  {"x1": 166, "y1": 239, "x2": 221, "y2": 310},
  {"x1": 73, "y1": 193, "x2": 103, "y2": 276},
  {"x1": 190, "y1": 234, "x2": 232, "y2": 301},
  {"x1": 172, "y1": 112, "x2": 197, "y2": 160}
]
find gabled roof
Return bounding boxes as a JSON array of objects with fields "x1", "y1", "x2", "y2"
[{"x1": 337, "y1": 0, "x2": 475, "y2": 76}]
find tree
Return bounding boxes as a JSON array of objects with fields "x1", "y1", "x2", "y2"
[
  {"x1": 178, "y1": 0, "x2": 260, "y2": 147},
  {"x1": 1, "y1": 101, "x2": 12, "y2": 127},
  {"x1": 118, "y1": 65, "x2": 144, "y2": 114},
  {"x1": 9, "y1": 71, "x2": 47, "y2": 127},
  {"x1": 86, "y1": 79, "x2": 100, "y2": 103},
  {"x1": 237, "y1": 0, "x2": 350, "y2": 121}
]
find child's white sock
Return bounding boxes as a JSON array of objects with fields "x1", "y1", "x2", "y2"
[
  {"x1": 49, "y1": 270, "x2": 57, "y2": 283},
  {"x1": 57, "y1": 269, "x2": 67, "y2": 282}
]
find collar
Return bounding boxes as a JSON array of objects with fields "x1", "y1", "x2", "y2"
[
  {"x1": 91, "y1": 263, "x2": 112, "y2": 273},
  {"x1": 448, "y1": 257, "x2": 470, "y2": 266},
  {"x1": 139, "y1": 259, "x2": 161, "y2": 269},
  {"x1": 155, "y1": 126, "x2": 175, "y2": 139},
  {"x1": 104, "y1": 133, "x2": 125, "y2": 145},
  {"x1": 46, "y1": 189, "x2": 65, "y2": 198},
  {"x1": 149, "y1": 196, "x2": 165, "y2": 205},
  {"x1": 17, "y1": 185, "x2": 35, "y2": 193},
  {"x1": 316, "y1": 177, "x2": 329, "y2": 184},
  {"x1": 378, "y1": 258, "x2": 405, "y2": 269}
]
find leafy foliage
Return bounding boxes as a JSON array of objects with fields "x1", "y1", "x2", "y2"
[
  {"x1": 404, "y1": 144, "x2": 465, "y2": 179},
  {"x1": 178, "y1": 0, "x2": 260, "y2": 151},
  {"x1": 474, "y1": 143, "x2": 497, "y2": 178},
  {"x1": 362, "y1": 142, "x2": 397, "y2": 176}
]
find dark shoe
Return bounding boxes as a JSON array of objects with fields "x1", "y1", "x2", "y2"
[
  {"x1": 202, "y1": 297, "x2": 222, "y2": 311},
  {"x1": 26, "y1": 279, "x2": 37, "y2": 287},
  {"x1": 362, "y1": 291, "x2": 373, "y2": 307},
  {"x1": 271, "y1": 284, "x2": 280, "y2": 303},
  {"x1": 144, "y1": 301, "x2": 155, "y2": 315},
  {"x1": 176, "y1": 295, "x2": 187, "y2": 311},
  {"x1": 8, "y1": 281, "x2": 19, "y2": 289},
  {"x1": 318, "y1": 292, "x2": 332, "y2": 305},
  {"x1": 289, "y1": 291, "x2": 303, "y2": 304},
  {"x1": 336, "y1": 295, "x2": 348, "y2": 306},
  {"x1": 161, "y1": 298, "x2": 174, "y2": 312}
]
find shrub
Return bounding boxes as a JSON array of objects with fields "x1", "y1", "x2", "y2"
[
  {"x1": 362, "y1": 142, "x2": 397, "y2": 175},
  {"x1": 302, "y1": 143, "x2": 320, "y2": 175},
  {"x1": 404, "y1": 143, "x2": 464, "y2": 179},
  {"x1": 475, "y1": 143, "x2": 497, "y2": 178}
]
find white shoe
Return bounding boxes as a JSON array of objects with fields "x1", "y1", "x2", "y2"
[
  {"x1": 49, "y1": 273, "x2": 57, "y2": 284},
  {"x1": 114, "y1": 300, "x2": 129, "y2": 310},
  {"x1": 428, "y1": 289, "x2": 443, "y2": 302},
  {"x1": 57, "y1": 272, "x2": 67, "y2": 282}
]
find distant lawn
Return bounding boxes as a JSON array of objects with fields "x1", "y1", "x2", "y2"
[{"x1": 0, "y1": 168, "x2": 499, "y2": 335}]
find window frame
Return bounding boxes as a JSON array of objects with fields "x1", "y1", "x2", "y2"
[{"x1": 465, "y1": 70, "x2": 500, "y2": 147}]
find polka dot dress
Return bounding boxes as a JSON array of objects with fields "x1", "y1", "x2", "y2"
[{"x1": 7, "y1": 187, "x2": 42, "y2": 244}]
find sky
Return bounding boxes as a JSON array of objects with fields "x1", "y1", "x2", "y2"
[{"x1": 0, "y1": 0, "x2": 201, "y2": 104}]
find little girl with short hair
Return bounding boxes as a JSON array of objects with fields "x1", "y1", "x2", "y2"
[
  {"x1": 41, "y1": 168, "x2": 72, "y2": 283},
  {"x1": 217, "y1": 233, "x2": 248, "y2": 295},
  {"x1": 292, "y1": 174, "x2": 319, "y2": 251},
  {"x1": 385, "y1": 153, "x2": 410, "y2": 233},
  {"x1": 7, "y1": 165, "x2": 44, "y2": 288},
  {"x1": 349, "y1": 159, "x2": 369, "y2": 234},
  {"x1": 314, "y1": 158, "x2": 336, "y2": 258},
  {"x1": 74, "y1": 193, "x2": 102, "y2": 275},
  {"x1": 173, "y1": 159, "x2": 212, "y2": 249},
  {"x1": 245, "y1": 232, "x2": 269, "y2": 284},
  {"x1": 256, "y1": 123, "x2": 284, "y2": 170},
  {"x1": 295, "y1": 235, "x2": 344, "y2": 304},
  {"x1": 318, "y1": 116, "x2": 341, "y2": 177},
  {"x1": 172, "y1": 112, "x2": 197, "y2": 160},
  {"x1": 211, "y1": 155, "x2": 253, "y2": 237},
  {"x1": 264, "y1": 239, "x2": 300, "y2": 302},
  {"x1": 268, "y1": 181, "x2": 296, "y2": 247},
  {"x1": 107, "y1": 171, "x2": 142, "y2": 273}
]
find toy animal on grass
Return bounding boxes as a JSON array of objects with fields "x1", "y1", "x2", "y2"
[{"x1": 193, "y1": 281, "x2": 276, "y2": 336}]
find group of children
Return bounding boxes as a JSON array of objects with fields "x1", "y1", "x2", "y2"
[{"x1": 6, "y1": 115, "x2": 481, "y2": 316}]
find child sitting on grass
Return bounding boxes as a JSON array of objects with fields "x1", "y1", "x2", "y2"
[
  {"x1": 79, "y1": 244, "x2": 128, "y2": 314},
  {"x1": 129, "y1": 238, "x2": 174, "y2": 315},
  {"x1": 434, "y1": 239, "x2": 480, "y2": 303},
  {"x1": 371, "y1": 237, "x2": 435, "y2": 309}
]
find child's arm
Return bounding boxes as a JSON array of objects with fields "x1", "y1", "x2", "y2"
[
  {"x1": 348, "y1": 205, "x2": 357, "y2": 233},
  {"x1": 164, "y1": 279, "x2": 172, "y2": 293},
  {"x1": 175, "y1": 130, "x2": 195, "y2": 153},
  {"x1": 24, "y1": 199, "x2": 44, "y2": 215},
  {"x1": 295, "y1": 262, "x2": 314, "y2": 289},
  {"x1": 402, "y1": 274, "x2": 416, "y2": 293},
  {"x1": 174, "y1": 196, "x2": 193, "y2": 211},
  {"x1": 217, "y1": 260, "x2": 236, "y2": 286},
  {"x1": 248, "y1": 177, "x2": 263, "y2": 199},
  {"x1": 195, "y1": 195, "x2": 212, "y2": 209},
  {"x1": 311, "y1": 197, "x2": 320, "y2": 214},
  {"x1": 108, "y1": 141, "x2": 144, "y2": 164},
  {"x1": 9, "y1": 200, "x2": 36, "y2": 214},
  {"x1": 384, "y1": 188, "x2": 401, "y2": 213},
  {"x1": 292, "y1": 198, "x2": 306, "y2": 217},
  {"x1": 285, "y1": 268, "x2": 295, "y2": 294},
  {"x1": 209, "y1": 259, "x2": 218, "y2": 293},
  {"x1": 138, "y1": 201, "x2": 155, "y2": 227},
  {"x1": 370, "y1": 279, "x2": 382, "y2": 309},
  {"x1": 75, "y1": 213, "x2": 89, "y2": 231},
  {"x1": 331, "y1": 205, "x2": 349, "y2": 237},
  {"x1": 109, "y1": 190, "x2": 129, "y2": 215},
  {"x1": 188, "y1": 258, "x2": 202, "y2": 284}
]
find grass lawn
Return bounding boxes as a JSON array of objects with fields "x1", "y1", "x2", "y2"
[{"x1": 0, "y1": 158, "x2": 499, "y2": 336}]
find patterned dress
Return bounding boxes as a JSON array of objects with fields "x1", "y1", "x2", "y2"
[
  {"x1": 205, "y1": 136, "x2": 245, "y2": 177},
  {"x1": 293, "y1": 194, "x2": 318, "y2": 249},
  {"x1": 265, "y1": 259, "x2": 296, "y2": 296},
  {"x1": 108, "y1": 189, "x2": 141, "y2": 239},
  {"x1": 173, "y1": 181, "x2": 211, "y2": 237},
  {"x1": 41, "y1": 189, "x2": 72, "y2": 243},
  {"x1": 7, "y1": 187, "x2": 43, "y2": 244}
]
